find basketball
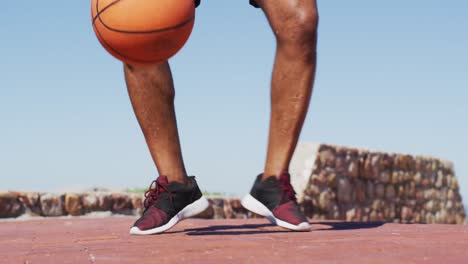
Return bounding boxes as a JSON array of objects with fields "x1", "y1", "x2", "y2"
[{"x1": 91, "y1": 0, "x2": 195, "y2": 65}]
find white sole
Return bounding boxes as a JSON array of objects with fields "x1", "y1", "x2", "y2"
[
  {"x1": 129, "y1": 196, "x2": 209, "y2": 235},
  {"x1": 241, "y1": 194, "x2": 311, "y2": 231}
]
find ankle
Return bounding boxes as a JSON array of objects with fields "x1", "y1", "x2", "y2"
[{"x1": 262, "y1": 169, "x2": 289, "y2": 180}]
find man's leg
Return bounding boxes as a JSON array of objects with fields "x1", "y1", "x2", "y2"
[
  {"x1": 241, "y1": 0, "x2": 318, "y2": 231},
  {"x1": 259, "y1": 0, "x2": 319, "y2": 179},
  {"x1": 124, "y1": 62, "x2": 188, "y2": 184},
  {"x1": 125, "y1": 62, "x2": 208, "y2": 235}
]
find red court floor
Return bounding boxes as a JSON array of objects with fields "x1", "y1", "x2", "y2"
[{"x1": 1, "y1": 217, "x2": 467, "y2": 263}]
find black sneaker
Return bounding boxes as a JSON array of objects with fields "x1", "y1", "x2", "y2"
[
  {"x1": 241, "y1": 172, "x2": 311, "y2": 231},
  {"x1": 130, "y1": 176, "x2": 209, "y2": 235}
]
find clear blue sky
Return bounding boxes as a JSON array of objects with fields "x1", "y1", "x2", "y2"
[{"x1": 1, "y1": 1, "x2": 467, "y2": 204}]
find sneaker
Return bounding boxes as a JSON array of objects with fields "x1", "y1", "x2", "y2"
[
  {"x1": 129, "y1": 175, "x2": 209, "y2": 235},
  {"x1": 241, "y1": 172, "x2": 311, "y2": 231}
]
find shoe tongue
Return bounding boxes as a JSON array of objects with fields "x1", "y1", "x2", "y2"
[{"x1": 156, "y1": 176, "x2": 169, "y2": 186}]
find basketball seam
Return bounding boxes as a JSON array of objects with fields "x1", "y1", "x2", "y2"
[
  {"x1": 94, "y1": 19, "x2": 161, "y2": 64},
  {"x1": 94, "y1": 0, "x2": 195, "y2": 34},
  {"x1": 92, "y1": 0, "x2": 123, "y2": 24}
]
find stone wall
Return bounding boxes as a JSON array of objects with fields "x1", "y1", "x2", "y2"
[
  {"x1": 0, "y1": 192, "x2": 143, "y2": 218},
  {"x1": 0, "y1": 143, "x2": 466, "y2": 224},
  {"x1": 291, "y1": 143, "x2": 466, "y2": 224},
  {"x1": 0, "y1": 191, "x2": 255, "y2": 219}
]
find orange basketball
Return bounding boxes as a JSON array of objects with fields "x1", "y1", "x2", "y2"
[{"x1": 91, "y1": 0, "x2": 195, "y2": 65}]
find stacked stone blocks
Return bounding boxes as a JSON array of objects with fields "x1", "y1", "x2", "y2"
[
  {"x1": 0, "y1": 144, "x2": 465, "y2": 224},
  {"x1": 0, "y1": 191, "x2": 256, "y2": 220},
  {"x1": 300, "y1": 144, "x2": 465, "y2": 224}
]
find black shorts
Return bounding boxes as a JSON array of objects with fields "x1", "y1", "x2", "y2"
[{"x1": 194, "y1": 0, "x2": 260, "y2": 8}]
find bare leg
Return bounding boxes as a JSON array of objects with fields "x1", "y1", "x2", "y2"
[
  {"x1": 259, "y1": 0, "x2": 319, "y2": 178},
  {"x1": 124, "y1": 62, "x2": 188, "y2": 183}
]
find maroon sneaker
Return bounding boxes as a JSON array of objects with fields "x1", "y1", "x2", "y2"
[
  {"x1": 241, "y1": 172, "x2": 311, "y2": 231},
  {"x1": 129, "y1": 176, "x2": 209, "y2": 235}
]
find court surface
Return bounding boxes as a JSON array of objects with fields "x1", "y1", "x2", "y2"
[{"x1": 1, "y1": 217, "x2": 467, "y2": 263}]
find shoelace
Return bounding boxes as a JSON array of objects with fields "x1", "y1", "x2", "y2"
[
  {"x1": 279, "y1": 172, "x2": 297, "y2": 203},
  {"x1": 143, "y1": 176, "x2": 171, "y2": 211}
]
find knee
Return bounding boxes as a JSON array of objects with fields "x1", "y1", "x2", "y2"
[{"x1": 274, "y1": 7, "x2": 318, "y2": 49}]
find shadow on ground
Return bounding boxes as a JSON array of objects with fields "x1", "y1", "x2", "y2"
[
  {"x1": 164, "y1": 222, "x2": 385, "y2": 236},
  {"x1": 314, "y1": 222, "x2": 385, "y2": 231}
]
